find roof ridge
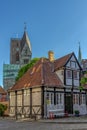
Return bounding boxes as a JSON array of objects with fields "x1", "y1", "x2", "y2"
[
  {"x1": 41, "y1": 58, "x2": 44, "y2": 85},
  {"x1": 55, "y1": 52, "x2": 73, "y2": 62},
  {"x1": 54, "y1": 52, "x2": 74, "y2": 70}
]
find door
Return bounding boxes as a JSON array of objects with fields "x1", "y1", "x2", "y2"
[{"x1": 65, "y1": 93, "x2": 73, "y2": 114}]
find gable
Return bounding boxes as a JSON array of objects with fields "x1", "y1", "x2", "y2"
[
  {"x1": 21, "y1": 31, "x2": 31, "y2": 52},
  {"x1": 21, "y1": 43, "x2": 31, "y2": 56},
  {"x1": 65, "y1": 54, "x2": 81, "y2": 70}
]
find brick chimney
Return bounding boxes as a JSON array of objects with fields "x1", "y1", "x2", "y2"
[{"x1": 48, "y1": 51, "x2": 54, "y2": 62}]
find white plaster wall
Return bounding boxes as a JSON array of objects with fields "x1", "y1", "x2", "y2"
[
  {"x1": 56, "y1": 69, "x2": 64, "y2": 83},
  {"x1": 10, "y1": 92, "x2": 15, "y2": 106},
  {"x1": 79, "y1": 104, "x2": 87, "y2": 115},
  {"x1": 17, "y1": 91, "x2": 22, "y2": 106},
  {"x1": 32, "y1": 87, "x2": 41, "y2": 106},
  {"x1": 73, "y1": 104, "x2": 87, "y2": 115},
  {"x1": 24, "y1": 89, "x2": 30, "y2": 106}
]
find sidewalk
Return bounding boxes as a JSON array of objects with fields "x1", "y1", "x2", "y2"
[
  {"x1": 1, "y1": 115, "x2": 87, "y2": 124},
  {"x1": 38, "y1": 116, "x2": 87, "y2": 124}
]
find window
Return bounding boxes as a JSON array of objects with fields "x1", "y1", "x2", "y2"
[
  {"x1": 73, "y1": 94, "x2": 79, "y2": 104},
  {"x1": 60, "y1": 93, "x2": 62, "y2": 104},
  {"x1": 51, "y1": 93, "x2": 54, "y2": 104},
  {"x1": 73, "y1": 94, "x2": 75, "y2": 104},
  {"x1": 70, "y1": 61, "x2": 76, "y2": 68},
  {"x1": 66, "y1": 70, "x2": 72, "y2": 78},
  {"x1": 24, "y1": 59, "x2": 29, "y2": 64},
  {"x1": 56, "y1": 93, "x2": 59, "y2": 104},
  {"x1": 16, "y1": 52, "x2": 19, "y2": 61},
  {"x1": 83, "y1": 94, "x2": 85, "y2": 104},
  {"x1": 76, "y1": 94, "x2": 79, "y2": 104},
  {"x1": 17, "y1": 43, "x2": 19, "y2": 47},
  {"x1": 80, "y1": 94, "x2": 85, "y2": 104},
  {"x1": 46, "y1": 93, "x2": 49, "y2": 100},
  {"x1": 46, "y1": 93, "x2": 50, "y2": 104},
  {"x1": 56, "y1": 93, "x2": 62, "y2": 104},
  {"x1": 80, "y1": 94, "x2": 82, "y2": 104},
  {"x1": 73, "y1": 71, "x2": 78, "y2": 79}
]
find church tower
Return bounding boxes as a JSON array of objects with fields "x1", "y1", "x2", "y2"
[
  {"x1": 10, "y1": 25, "x2": 32, "y2": 65},
  {"x1": 3, "y1": 26, "x2": 32, "y2": 90},
  {"x1": 20, "y1": 26, "x2": 32, "y2": 65}
]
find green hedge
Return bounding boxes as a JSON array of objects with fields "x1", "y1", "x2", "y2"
[{"x1": 0, "y1": 104, "x2": 7, "y2": 116}]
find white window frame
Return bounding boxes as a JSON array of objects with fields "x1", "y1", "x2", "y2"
[{"x1": 66, "y1": 70, "x2": 72, "y2": 79}]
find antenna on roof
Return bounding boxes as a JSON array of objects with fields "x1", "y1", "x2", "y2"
[{"x1": 24, "y1": 22, "x2": 27, "y2": 31}]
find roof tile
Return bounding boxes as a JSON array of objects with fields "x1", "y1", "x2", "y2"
[{"x1": 10, "y1": 58, "x2": 63, "y2": 91}]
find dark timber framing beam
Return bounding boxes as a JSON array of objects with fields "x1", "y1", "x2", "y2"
[
  {"x1": 15, "y1": 91, "x2": 17, "y2": 120},
  {"x1": 30, "y1": 88, "x2": 32, "y2": 116},
  {"x1": 41, "y1": 86, "x2": 44, "y2": 118}
]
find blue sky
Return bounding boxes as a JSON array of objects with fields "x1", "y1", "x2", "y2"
[{"x1": 0, "y1": 0, "x2": 87, "y2": 86}]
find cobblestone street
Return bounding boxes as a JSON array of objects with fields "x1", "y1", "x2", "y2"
[{"x1": 0, "y1": 117, "x2": 87, "y2": 130}]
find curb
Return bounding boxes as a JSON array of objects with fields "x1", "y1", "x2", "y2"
[{"x1": 38, "y1": 120, "x2": 87, "y2": 124}]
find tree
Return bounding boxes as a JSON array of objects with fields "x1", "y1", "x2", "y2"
[
  {"x1": 80, "y1": 73, "x2": 87, "y2": 91},
  {"x1": 0, "y1": 104, "x2": 7, "y2": 116},
  {"x1": 16, "y1": 58, "x2": 39, "y2": 81}
]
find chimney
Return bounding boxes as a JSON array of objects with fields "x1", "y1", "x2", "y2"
[{"x1": 48, "y1": 50, "x2": 54, "y2": 62}]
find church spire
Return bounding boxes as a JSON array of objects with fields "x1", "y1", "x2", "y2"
[
  {"x1": 24, "y1": 22, "x2": 27, "y2": 32},
  {"x1": 78, "y1": 42, "x2": 82, "y2": 64},
  {"x1": 21, "y1": 24, "x2": 32, "y2": 52}
]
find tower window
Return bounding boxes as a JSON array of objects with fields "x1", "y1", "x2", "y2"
[
  {"x1": 16, "y1": 52, "x2": 19, "y2": 61},
  {"x1": 17, "y1": 43, "x2": 19, "y2": 47},
  {"x1": 24, "y1": 59, "x2": 29, "y2": 64}
]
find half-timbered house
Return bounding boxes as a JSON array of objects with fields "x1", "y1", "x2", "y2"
[{"x1": 8, "y1": 51, "x2": 87, "y2": 119}]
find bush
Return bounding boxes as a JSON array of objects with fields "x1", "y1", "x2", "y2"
[
  {"x1": 0, "y1": 104, "x2": 7, "y2": 116},
  {"x1": 74, "y1": 110, "x2": 79, "y2": 114},
  {"x1": 16, "y1": 58, "x2": 39, "y2": 81},
  {"x1": 74, "y1": 110, "x2": 79, "y2": 117}
]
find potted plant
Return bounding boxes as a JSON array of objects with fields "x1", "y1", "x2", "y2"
[{"x1": 74, "y1": 110, "x2": 79, "y2": 117}]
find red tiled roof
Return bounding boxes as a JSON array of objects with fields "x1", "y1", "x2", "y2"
[
  {"x1": 10, "y1": 58, "x2": 63, "y2": 91},
  {"x1": 0, "y1": 86, "x2": 6, "y2": 94},
  {"x1": 54, "y1": 53, "x2": 73, "y2": 70}
]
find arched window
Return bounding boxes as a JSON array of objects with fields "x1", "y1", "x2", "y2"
[{"x1": 16, "y1": 52, "x2": 19, "y2": 61}]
